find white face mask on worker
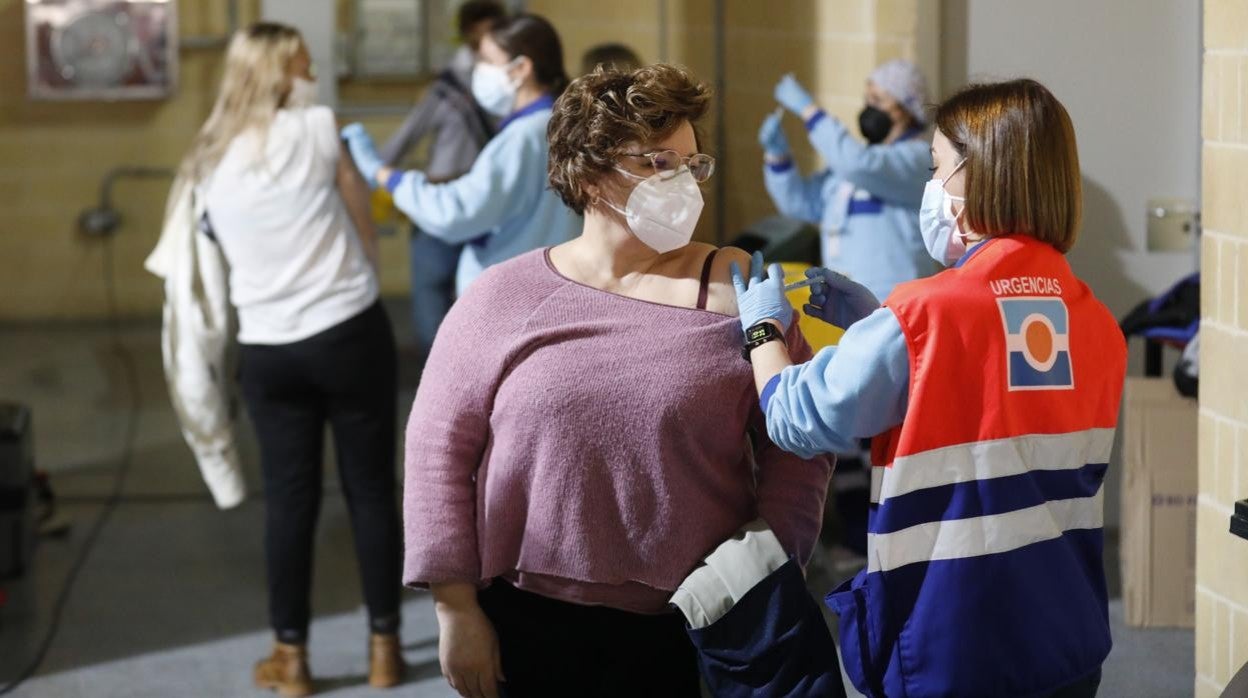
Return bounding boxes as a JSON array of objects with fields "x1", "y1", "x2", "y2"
[
  {"x1": 919, "y1": 159, "x2": 970, "y2": 265},
  {"x1": 471, "y1": 59, "x2": 521, "y2": 117},
  {"x1": 604, "y1": 167, "x2": 704, "y2": 254}
]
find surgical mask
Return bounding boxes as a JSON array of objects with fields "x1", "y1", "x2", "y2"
[
  {"x1": 858, "y1": 105, "x2": 893, "y2": 145},
  {"x1": 286, "y1": 76, "x2": 318, "y2": 108},
  {"x1": 604, "y1": 167, "x2": 704, "y2": 254},
  {"x1": 919, "y1": 159, "x2": 970, "y2": 266},
  {"x1": 471, "y1": 59, "x2": 520, "y2": 117}
]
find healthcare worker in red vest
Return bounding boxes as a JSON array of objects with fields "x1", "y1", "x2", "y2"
[{"x1": 731, "y1": 79, "x2": 1126, "y2": 698}]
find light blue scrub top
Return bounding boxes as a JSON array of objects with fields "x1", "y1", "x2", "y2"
[
  {"x1": 387, "y1": 94, "x2": 583, "y2": 295},
  {"x1": 759, "y1": 242, "x2": 992, "y2": 459},
  {"x1": 763, "y1": 111, "x2": 938, "y2": 301}
]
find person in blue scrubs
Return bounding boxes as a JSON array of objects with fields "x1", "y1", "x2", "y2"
[
  {"x1": 760, "y1": 60, "x2": 937, "y2": 557},
  {"x1": 341, "y1": 13, "x2": 582, "y2": 296},
  {"x1": 379, "y1": 0, "x2": 504, "y2": 356},
  {"x1": 760, "y1": 59, "x2": 937, "y2": 302}
]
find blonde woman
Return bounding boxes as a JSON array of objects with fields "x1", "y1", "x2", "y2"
[{"x1": 180, "y1": 22, "x2": 402, "y2": 696}]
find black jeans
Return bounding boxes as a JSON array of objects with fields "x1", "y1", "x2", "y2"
[
  {"x1": 478, "y1": 580, "x2": 701, "y2": 698},
  {"x1": 240, "y1": 302, "x2": 401, "y2": 643}
]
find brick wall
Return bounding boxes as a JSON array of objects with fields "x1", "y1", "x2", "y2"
[
  {"x1": 1196, "y1": 1, "x2": 1248, "y2": 695},
  {"x1": 527, "y1": 0, "x2": 923, "y2": 245},
  {"x1": 0, "y1": 0, "x2": 415, "y2": 321}
]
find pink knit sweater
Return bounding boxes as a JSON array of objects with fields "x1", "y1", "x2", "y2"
[{"x1": 403, "y1": 249, "x2": 832, "y2": 613}]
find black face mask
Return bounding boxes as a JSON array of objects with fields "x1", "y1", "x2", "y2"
[{"x1": 858, "y1": 105, "x2": 894, "y2": 145}]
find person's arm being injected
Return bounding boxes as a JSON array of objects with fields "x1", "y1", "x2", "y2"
[
  {"x1": 730, "y1": 253, "x2": 911, "y2": 459},
  {"x1": 336, "y1": 140, "x2": 379, "y2": 271}
]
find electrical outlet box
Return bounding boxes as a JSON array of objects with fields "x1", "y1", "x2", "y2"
[{"x1": 1146, "y1": 197, "x2": 1199, "y2": 252}]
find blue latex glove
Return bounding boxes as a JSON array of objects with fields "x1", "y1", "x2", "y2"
[
  {"x1": 340, "y1": 122, "x2": 385, "y2": 186},
  {"x1": 730, "y1": 251, "x2": 794, "y2": 332},
  {"x1": 758, "y1": 110, "x2": 790, "y2": 157},
  {"x1": 802, "y1": 267, "x2": 880, "y2": 330},
  {"x1": 774, "y1": 74, "x2": 814, "y2": 116}
]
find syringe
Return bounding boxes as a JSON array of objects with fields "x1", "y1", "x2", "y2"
[{"x1": 784, "y1": 277, "x2": 820, "y2": 292}]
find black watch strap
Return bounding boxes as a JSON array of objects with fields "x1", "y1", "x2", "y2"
[{"x1": 742, "y1": 321, "x2": 785, "y2": 361}]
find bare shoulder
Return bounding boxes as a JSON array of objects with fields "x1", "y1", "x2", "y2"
[
  {"x1": 703, "y1": 246, "x2": 753, "y2": 316},
  {"x1": 661, "y1": 241, "x2": 720, "y2": 278},
  {"x1": 712, "y1": 246, "x2": 752, "y2": 275}
]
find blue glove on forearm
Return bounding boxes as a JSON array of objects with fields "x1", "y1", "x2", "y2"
[
  {"x1": 774, "y1": 74, "x2": 814, "y2": 116},
  {"x1": 758, "y1": 110, "x2": 790, "y2": 157},
  {"x1": 730, "y1": 251, "x2": 794, "y2": 332},
  {"x1": 340, "y1": 122, "x2": 385, "y2": 187},
  {"x1": 802, "y1": 267, "x2": 880, "y2": 330}
]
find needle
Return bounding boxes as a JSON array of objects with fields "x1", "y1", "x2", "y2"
[{"x1": 784, "y1": 278, "x2": 819, "y2": 292}]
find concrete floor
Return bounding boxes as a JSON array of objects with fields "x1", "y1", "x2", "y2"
[{"x1": 0, "y1": 305, "x2": 1194, "y2": 697}]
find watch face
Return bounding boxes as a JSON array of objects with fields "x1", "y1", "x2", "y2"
[{"x1": 747, "y1": 324, "x2": 773, "y2": 343}]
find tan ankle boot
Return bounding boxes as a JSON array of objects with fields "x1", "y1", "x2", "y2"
[
  {"x1": 254, "y1": 641, "x2": 313, "y2": 697},
  {"x1": 368, "y1": 633, "x2": 404, "y2": 688}
]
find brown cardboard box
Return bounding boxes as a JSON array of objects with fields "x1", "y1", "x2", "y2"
[{"x1": 1120, "y1": 377, "x2": 1198, "y2": 628}]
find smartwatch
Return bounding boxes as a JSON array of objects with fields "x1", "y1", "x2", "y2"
[{"x1": 742, "y1": 321, "x2": 785, "y2": 361}]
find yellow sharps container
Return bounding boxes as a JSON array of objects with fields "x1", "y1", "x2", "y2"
[{"x1": 778, "y1": 262, "x2": 845, "y2": 352}]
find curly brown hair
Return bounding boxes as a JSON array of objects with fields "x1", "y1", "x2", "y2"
[{"x1": 547, "y1": 64, "x2": 710, "y2": 215}]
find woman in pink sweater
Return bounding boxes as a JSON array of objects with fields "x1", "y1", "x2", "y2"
[{"x1": 403, "y1": 64, "x2": 832, "y2": 698}]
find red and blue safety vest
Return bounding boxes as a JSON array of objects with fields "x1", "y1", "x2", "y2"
[{"x1": 827, "y1": 235, "x2": 1127, "y2": 697}]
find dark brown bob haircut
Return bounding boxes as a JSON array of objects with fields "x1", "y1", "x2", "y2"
[
  {"x1": 547, "y1": 63, "x2": 710, "y2": 215},
  {"x1": 934, "y1": 78, "x2": 1082, "y2": 253}
]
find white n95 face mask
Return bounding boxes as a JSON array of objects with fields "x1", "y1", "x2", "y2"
[
  {"x1": 605, "y1": 167, "x2": 705, "y2": 254},
  {"x1": 471, "y1": 60, "x2": 520, "y2": 117},
  {"x1": 286, "y1": 76, "x2": 318, "y2": 108},
  {"x1": 919, "y1": 159, "x2": 969, "y2": 266}
]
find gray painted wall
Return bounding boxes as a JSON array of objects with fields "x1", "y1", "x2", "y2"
[
  {"x1": 945, "y1": 0, "x2": 1201, "y2": 320},
  {"x1": 941, "y1": 0, "x2": 1203, "y2": 535},
  {"x1": 261, "y1": 0, "x2": 338, "y2": 107}
]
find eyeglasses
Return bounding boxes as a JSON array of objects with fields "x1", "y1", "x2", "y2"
[{"x1": 621, "y1": 150, "x2": 716, "y2": 183}]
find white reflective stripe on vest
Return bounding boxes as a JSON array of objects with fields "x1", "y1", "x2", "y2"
[
  {"x1": 866, "y1": 491, "x2": 1103, "y2": 573},
  {"x1": 872, "y1": 428, "x2": 1116, "y2": 505}
]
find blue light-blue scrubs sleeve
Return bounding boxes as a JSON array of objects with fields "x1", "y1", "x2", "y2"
[
  {"x1": 388, "y1": 122, "x2": 537, "y2": 244},
  {"x1": 762, "y1": 307, "x2": 910, "y2": 459},
  {"x1": 804, "y1": 114, "x2": 930, "y2": 207},
  {"x1": 761, "y1": 161, "x2": 830, "y2": 225}
]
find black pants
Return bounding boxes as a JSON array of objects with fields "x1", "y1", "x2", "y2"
[
  {"x1": 478, "y1": 580, "x2": 701, "y2": 698},
  {"x1": 240, "y1": 302, "x2": 401, "y2": 643}
]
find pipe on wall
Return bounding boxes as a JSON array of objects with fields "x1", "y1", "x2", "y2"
[
  {"x1": 78, "y1": 167, "x2": 175, "y2": 238},
  {"x1": 658, "y1": 0, "x2": 669, "y2": 63},
  {"x1": 712, "y1": 0, "x2": 726, "y2": 245}
]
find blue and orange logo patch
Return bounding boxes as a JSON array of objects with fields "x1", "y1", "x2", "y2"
[{"x1": 997, "y1": 297, "x2": 1074, "y2": 391}]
